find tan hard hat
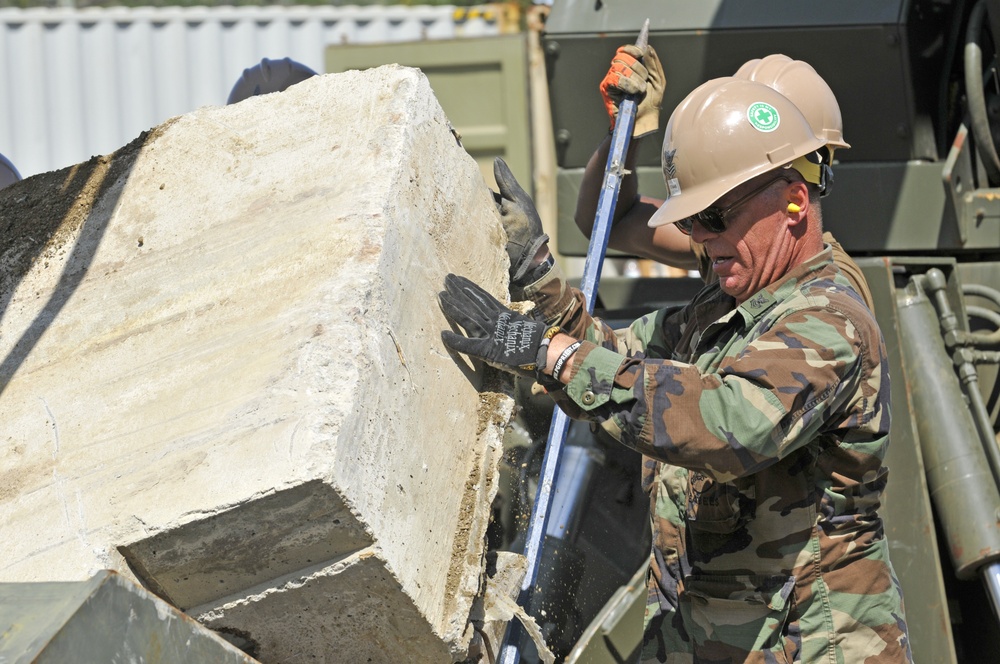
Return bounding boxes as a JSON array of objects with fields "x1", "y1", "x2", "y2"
[
  {"x1": 734, "y1": 54, "x2": 849, "y2": 150},
  {"x1": 648, "y1": 77, "x2": 827, "y2": 227}
]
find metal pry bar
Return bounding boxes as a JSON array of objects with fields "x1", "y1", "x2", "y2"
[{"x1": 498, "y1": 18, "x2": 651, "y2": 664}]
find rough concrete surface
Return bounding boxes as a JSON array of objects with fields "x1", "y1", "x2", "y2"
[{"x1": 0, "y1": 65, "x2": 515, "y2": 662}]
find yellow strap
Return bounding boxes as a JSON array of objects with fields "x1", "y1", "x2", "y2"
[{"x1": 790, "y1": 155, "x2": 822, "y2": 186}]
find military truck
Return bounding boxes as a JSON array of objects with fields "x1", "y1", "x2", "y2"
[
  {"x1": 491, "y1": 1, "x2": 1000, "y2": 661},
  {"x1": 5, "y1": 3, "x2": 1000, "y2": 662}
]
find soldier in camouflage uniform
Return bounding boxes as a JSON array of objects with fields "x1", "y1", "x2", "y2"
[{"x1": 439, "y1": 70, "x2": 911, "y2": 662}]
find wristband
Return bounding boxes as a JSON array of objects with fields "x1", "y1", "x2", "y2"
[
  {"x1": 534, "y1": 325, "x2": 561, "y2": 372},
  {"x1": 551, "y1": 340, "x2": 582, "y2": 380}
]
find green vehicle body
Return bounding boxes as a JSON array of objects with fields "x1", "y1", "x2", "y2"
[
  {"x1": 492, "y1": 1, "x2": 1000, "y2": 662},
  {"x1": 7, "y1": 3, "x2": 1000, "y2": 662}
]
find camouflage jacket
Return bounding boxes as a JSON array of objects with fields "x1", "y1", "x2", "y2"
[
  {"x1": 521, "y1": 247, "x2": 911, "y2": 663},
  {"x1": 691, "y1": 231, "x2": 876, "y2": 313}
]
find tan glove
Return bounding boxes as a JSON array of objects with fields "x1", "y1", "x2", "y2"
[{"x1": 599, "y1": 44, "x2": 665, "y2": 137}]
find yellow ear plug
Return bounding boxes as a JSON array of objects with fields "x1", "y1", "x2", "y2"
[{"x1": 787, "y1": 202, "x2": 801, "y2": 214}]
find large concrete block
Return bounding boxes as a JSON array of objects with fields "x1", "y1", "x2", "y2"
[{"x1": 0, "y1": 65, "x2": 514, "y2": 662}]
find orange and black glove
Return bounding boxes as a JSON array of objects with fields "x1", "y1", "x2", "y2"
[{"x1": 599, "y1": 44, "x2": 665, "y2": 138}]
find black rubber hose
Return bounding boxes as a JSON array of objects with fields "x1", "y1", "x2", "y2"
[
  {"x1": 939, "y1": 0, "x2": 968, "y2": 157},
  {"x1": 965, "y1": 0, "x2": 1000, "y2": 184}
]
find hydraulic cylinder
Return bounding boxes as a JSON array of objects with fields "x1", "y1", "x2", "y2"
[{"x1": 896, "y1": 278, "x2": 1000, "y2": 579}]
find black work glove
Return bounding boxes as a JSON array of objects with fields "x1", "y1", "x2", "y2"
[
  {"x1": 439, "y1": 274, "x2": 558, "y2": 377},
  {"x1": 493, "y1": 157, "x2": 550, "y2": 286}
]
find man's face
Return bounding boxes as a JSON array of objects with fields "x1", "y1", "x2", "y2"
[{"x1": 689, "y1": 175, "x2": 795, "y2": 304}]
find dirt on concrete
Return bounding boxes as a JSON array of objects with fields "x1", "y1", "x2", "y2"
[{"x1": 0, "y1": 128, "x2": 162, "y2": 299}]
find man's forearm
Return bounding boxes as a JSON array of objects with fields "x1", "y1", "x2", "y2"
[
  {"x1": 574, "y1": 134, "x2": 643, "y2": 239},
  {"x1": 573, "y1": 136, "x2": 700, "y2": 271}
]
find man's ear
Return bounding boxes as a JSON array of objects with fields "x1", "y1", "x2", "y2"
[{"x1": 784, "y1": 181, "x2": 809, "y2": 225}]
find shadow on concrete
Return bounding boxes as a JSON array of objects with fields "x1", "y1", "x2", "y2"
[{"x1": 0, "y1": 130, "x2": 157, "y2": 397}]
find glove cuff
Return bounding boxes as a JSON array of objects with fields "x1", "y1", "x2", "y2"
[
  {"x1": 535, "y1": 325, "x2": 559, "y2": 376},
  {"x1": 533, "y1": 325, "x2": 561, "y2": 378},
  {"x1": 511, "y1": 252, "x2": 554, "y2": 298},
  {"x1": 510, "y1": 234, "x2": 550, "y2": 283},
  {"x1": 633, "y1": 111, "x2": 661, "y2": 139}
]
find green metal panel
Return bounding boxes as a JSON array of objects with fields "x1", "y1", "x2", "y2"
[
  {"x1": 545, "y1": 0, "x2": 905, "y2": 33},
  {"x1": 858, "y1": 257, "x2": 959, "y2": 664},
  {"x1": 0, "y1": 571, "x2": 257, "y2": 663},
  {"x1": 555, "y1": 160, "x2": 1000, "y2": 257},
  {"x1": 556, "y1": 166, "x2": 668, "y2": 258},
  {"x1": 545, "y1": 28, "x2": 919, "y2": 169},
  {"x1": 564, "y1": 562, "x2": 647, "y2": 664},
  {"x1": 543, "y1": 0, "x2": 942, "y2": 170},
  {"x1": 326, "y1": 35, "x2": 531, "y2": 191},
  {"x1": 822, "y1": 162, "x2": 956, "y2": 252}
]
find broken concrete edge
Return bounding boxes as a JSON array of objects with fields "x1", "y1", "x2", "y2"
[
  {"x1": 115, "y1": 478, "x2": 378, "y2": 611},
  {"x1": 109, "y1": 386, "x2": 515, "y2": 661},
  {"x1": 463, "y1": 550, "x2": 529, "y2": 664},
  {"x1": 308, "y1": 66, "x2": 518, "y2": 652},
  {"x1": 189, "y1": 545, "x2": 381, "y2": 620},
  {"x1": 184, "y1": 539, "x2": 521, "y2": 663},
  {"x1": 440, "y1": 385, "x2": 514, "y2": 604},
  {"x1": 191, "y1": 544, "x2": 455, "y2": 662}
]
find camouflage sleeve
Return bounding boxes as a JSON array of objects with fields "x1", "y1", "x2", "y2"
[
  {"x1": 519, "y1": 260, "x2": 635, "y2": 350},
  {"x1": 824, "y1": 231, "x2": 876, "y2": 314},
  {"x1": 561, "y1": 303, "x2": 872, "y2": 481},
  {"x1": 518, "y1": 261, "x2": 690, "y2": 422}
]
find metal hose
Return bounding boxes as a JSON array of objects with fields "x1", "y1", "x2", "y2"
[
  {"x1": 965, "y1": 0, "x2": 1000, "y2": 185},
  {"x1": 958, "y1": 281, "x2": 1000, "y2": 346},
  {"x1": 923, "y1": 269, "x2": 1000, "y2": 487},
  {"x1": 964, "y1": 282, "x2": 1000, "y2": 310},
  {"x1": 968, "y1": 304, "x2": 1000, "y2": 329},
  {"x1": 971, "y1": 349, "x2": 1000, "y2": 363},
  {"x1": 923, "y1": 270, "x2": 1000, "y2": 348}
]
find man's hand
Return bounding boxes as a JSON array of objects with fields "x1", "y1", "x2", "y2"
[
  {"x1": 493, "y1": 158, "x2": 549, "y2": 286},
  {"x1": 439, "y1": 274, "x2": 557, "y2": 376},
  {"x1": 599, "y1": 44, "x2": 665, "y2": 137}
]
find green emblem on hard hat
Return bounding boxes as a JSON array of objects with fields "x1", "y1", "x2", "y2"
[{"x1": 747, "y1": 102, "x2": 780, "y2": 132}]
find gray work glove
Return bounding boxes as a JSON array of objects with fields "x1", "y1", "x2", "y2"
[{"x1": 493, "y1": 157, "x2": 549, "y2": 286}]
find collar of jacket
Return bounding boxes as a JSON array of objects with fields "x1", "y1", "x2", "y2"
[{"x1": 736, "y1": 245, "x2": 835, "y2": 323}]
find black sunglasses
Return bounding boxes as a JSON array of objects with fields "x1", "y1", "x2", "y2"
[{"x1": 676, "y1": 175, "x2": 792, "y2": 236}]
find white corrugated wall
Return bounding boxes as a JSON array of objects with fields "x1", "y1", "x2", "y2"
[{"x1": 0, "y1": 5, "x2": 503, "y2": 178}]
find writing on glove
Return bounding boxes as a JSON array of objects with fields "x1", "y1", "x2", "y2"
[{"x1": 439, "y1": 273, "x2": 558, "y2": 377}]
